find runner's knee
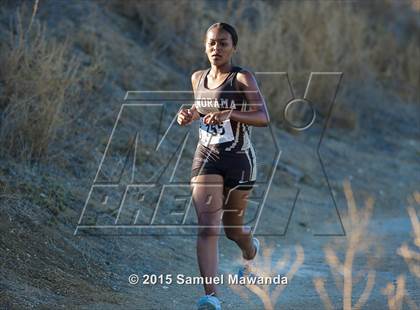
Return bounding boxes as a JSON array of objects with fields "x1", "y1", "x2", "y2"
[
  {"x1": 198, "y1": 226, "x2": 221, "y2": 237},
  {"x1": 224, "y1": 227, "x2": 245, "y2": 241},
  {"x1": 197, "y1": 215, "x2": 221, "y2": 237}
]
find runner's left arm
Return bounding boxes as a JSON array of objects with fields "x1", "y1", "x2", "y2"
[{"x1": 204, "y1": 70, "x2": 269, "y2": 127}]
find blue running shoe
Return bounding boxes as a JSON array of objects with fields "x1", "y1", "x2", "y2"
[
  {"x1": 242, "y1": 237, "x2": 260, "y2": 260},
  {"x1": 197, "y1": 293, "x2": 221, "y2": 310},
  {"x1": 238, "y1": 264, "x2": 258, "y2": 280},
  {"x1": 238, "y1": 237, "x2": 260, "y2": 280}
]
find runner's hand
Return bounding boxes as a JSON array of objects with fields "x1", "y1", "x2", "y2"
[
  {"x1": 203, "y1": 110, "x2": 231, "y2": 125},
  {"x1": 177, "y1": 108, "x2": 195, "y2": 126}
]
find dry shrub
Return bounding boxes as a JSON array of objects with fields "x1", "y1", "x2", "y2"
[
  {"x1": 381, "y1": 275, "x2": 418, "y2": 310},
  {"x1": 0, "y1": 6, "x2": 79, "y2": 161},
  {"x1": 229, "y1": 243, "x2": 304, "y2": 310},
  {"x1": 412, "y1": 0, "x2": 420, "y2": 11},
  {"x1": 399, "y1": 191, "x2": 420, "y2": 278},
  {"x1": 314, "y1": 179, "x2": 376, "y2": 310},
  {"x1": 382, "y1": 191, "x2": 420, "y2": 310}
]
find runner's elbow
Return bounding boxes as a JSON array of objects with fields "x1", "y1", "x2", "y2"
[
  {"x1": 263, "y1": 115, "x2": 270, "y2": 126},
  {"x1": 257, "y1": 113, "x2": 270, "y2": 127}
]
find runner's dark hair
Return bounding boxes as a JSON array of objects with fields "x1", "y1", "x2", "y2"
[{"x1": 205, "y1": 22, "x2": 238, "y2": 47}]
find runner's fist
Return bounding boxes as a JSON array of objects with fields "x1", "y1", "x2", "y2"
[
  {"x1": 177, "y1": 109, "x2": 195, "y2": 126},
  {"x1": 203, "y1": 110, "x2": 231, "y2": 125}
]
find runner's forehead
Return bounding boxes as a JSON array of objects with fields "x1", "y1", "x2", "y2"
[{"x1": 206, "y1": 28, "x2": 231, "y2": 42}]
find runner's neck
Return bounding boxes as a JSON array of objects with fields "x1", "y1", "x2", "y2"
[{"x1": 209, "y1": 64, "x2": 233, "y2": 79}]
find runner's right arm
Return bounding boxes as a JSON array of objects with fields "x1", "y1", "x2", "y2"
[
  {"x1": 189, "y1": 70, "x2": 202, "y2": 121},
  {"x1": 177, "y1": 71, "x2": 203, "y2": 126},
  {"x1": 176, "y1": 71, "x2": 202, "y2": 126}
]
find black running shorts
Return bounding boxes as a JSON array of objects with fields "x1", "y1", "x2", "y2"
[{"x1": 191, "y1": 143, "x2": 256, "y2": 190}]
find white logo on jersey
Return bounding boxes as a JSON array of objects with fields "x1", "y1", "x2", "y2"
[{"x1": 197, "y1": 98, "x2": 236, "y2": 109}]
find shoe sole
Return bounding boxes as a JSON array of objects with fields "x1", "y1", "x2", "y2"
[
  {"x1": 198, "y1": 302, "x2": 220, "y2": 310},
  {"x1": 243, "y1": 237, "x2": 260, "y2": 260},
  {"x1": 253, "y1": 237, "x2": 260, "y2": 258}
]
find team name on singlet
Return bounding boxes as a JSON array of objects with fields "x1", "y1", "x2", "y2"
[{"x1": 196, "y1": 98, "x2": 237, "y2": 109}]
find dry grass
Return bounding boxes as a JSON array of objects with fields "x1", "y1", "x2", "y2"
[
  {"x1": 0, "y1": 6, "x2": 79, "y2": 161},
  {"x1": 110, "y1": 0, "x2": 210, "y2": 70},
  {"x1": 229, "y1": 243, "x2": 304, "y2": 310},
  {"x1": 110, "y1": 0, "x2": 419, "y2": 131},
  {"x1": 0, "y1": 3, "x2": 105, "y2": 162},
  {"x1": 1, "y1": 1, "x2": 416, "y2": 162},
  {"x1": 73, "y1": 28, "x2": 106, "y2": 94},
  {"x1": 313, "y1": 179, "x2": 376, "y2": 310}
]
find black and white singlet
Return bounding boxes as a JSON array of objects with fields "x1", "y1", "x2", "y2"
[{"x1": 191, "y1": 66, "x2": 257, "y2": 190}]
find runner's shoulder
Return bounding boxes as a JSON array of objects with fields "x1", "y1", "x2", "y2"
[
  {"x1": 235, "y1": 67, "x2": 257, "y2": 89},
  {"x1": 191, "y1": 69, "x2": 206, "y2": 89}
]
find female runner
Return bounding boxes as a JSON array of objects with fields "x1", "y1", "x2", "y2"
[{"x1": 177, "y1": 22, "x2": 269, "y2": 310}]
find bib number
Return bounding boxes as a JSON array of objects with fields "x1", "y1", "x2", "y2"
[{"x1": 199, "y1": 117, "x2": 234, "y2": 145}]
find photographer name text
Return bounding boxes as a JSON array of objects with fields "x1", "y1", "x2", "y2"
[{"x1": 128, "y1": 273, "x2": 288, "y2": 286}]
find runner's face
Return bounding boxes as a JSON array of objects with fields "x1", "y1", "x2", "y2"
[{"x1": 205, "y1": 28, "x2": 236, "y2": 66}]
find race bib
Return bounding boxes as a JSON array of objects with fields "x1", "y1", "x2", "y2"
[{"x1": 199, "y1": 117, "x2": 234, "y2": 145}]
